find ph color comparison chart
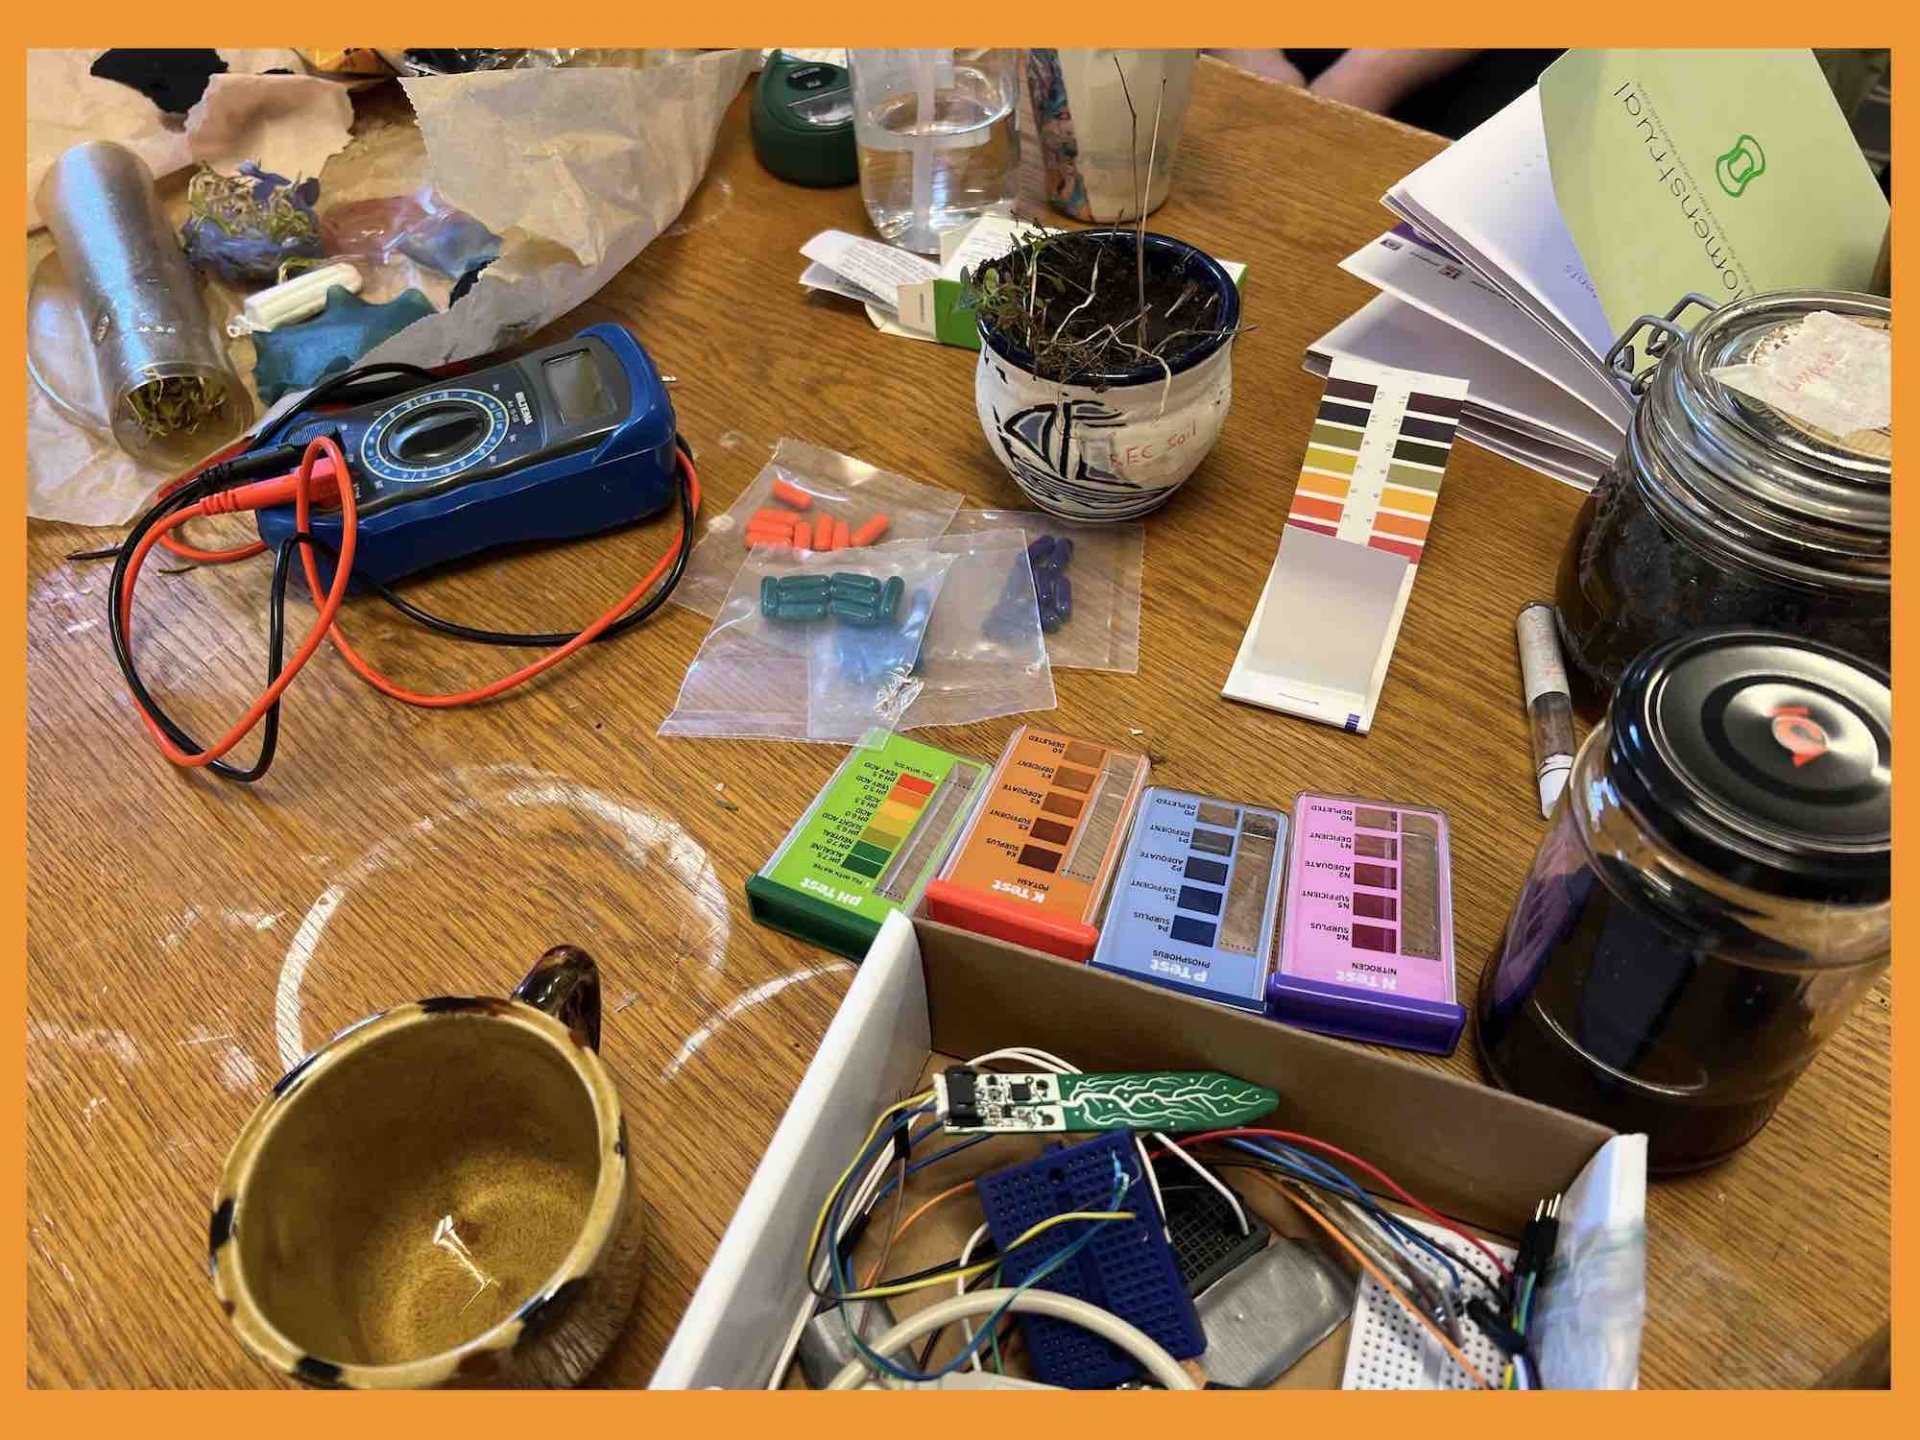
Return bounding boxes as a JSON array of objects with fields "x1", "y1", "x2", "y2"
[
  {"x1": 748, "y1": 732, "x2": 986, "y2": 958},
  {"x1": 1222, "y1": 356, "x2": 1472, "y2": 735},
  {"x1": 925, "y1": 726, "x2": 1150, "y2": 961},
  {"x1": 1092, "y1": 787, "x2": 1288, "y2": 1013},
  {"x1": 1292, "y1": 357, "x2": 1468, "y2": 560}
]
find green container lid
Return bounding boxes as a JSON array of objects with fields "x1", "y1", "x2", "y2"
[
  {"x1": 746, "y1": 873, "x2": 879, "y2": 958},
  {"x1": 752, "y1": 52, "x2": 859, "y2": 188}
]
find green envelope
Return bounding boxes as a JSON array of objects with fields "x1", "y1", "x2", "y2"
[{"x1": 1538, "y1": 49, "x2": 1889, "y2": 339}]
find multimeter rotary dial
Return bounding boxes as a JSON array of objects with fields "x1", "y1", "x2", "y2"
[{"x1": 360, "y1": 387, "x2": 513, "y2": 485}]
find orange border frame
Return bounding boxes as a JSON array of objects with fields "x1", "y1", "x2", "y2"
[{"x1": 7, "y1": 8, "x2": 1913, "y2": 1428}]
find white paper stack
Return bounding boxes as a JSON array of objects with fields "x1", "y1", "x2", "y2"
[
  {"x1": 801, "y1": 216, "x2": 1027, "y2": 346},
  {"x1": 1310, "y1": 89, "x2": 1628, "y2": 490},
  {"x1": 799, "y1": 229, "x2": 939, "y2": 336}
]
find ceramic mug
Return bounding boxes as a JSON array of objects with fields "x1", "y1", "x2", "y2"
[
  {"x1": 209, "y1": 947, "x2": 643, "y2": 1388},
  {"x1": 975, "y1": 230, "x2": 1239, "y2": 521}
]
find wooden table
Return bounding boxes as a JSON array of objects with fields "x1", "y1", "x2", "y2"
[{"x1": 25, "y1": 60, "x2": 1889, "y2": 1389}]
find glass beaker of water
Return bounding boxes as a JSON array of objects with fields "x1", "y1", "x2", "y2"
[{"x1": 847, "y1": 49, "x2": 1016, "y2": 254}]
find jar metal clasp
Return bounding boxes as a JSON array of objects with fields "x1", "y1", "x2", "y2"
[{"x1": 1605, "y1": 293, "x2": 1720, "y2": 395}]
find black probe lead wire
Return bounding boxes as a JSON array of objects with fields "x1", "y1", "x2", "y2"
[
  {"x1": 113, "y1": 443, "x2": 694, "y2": 784},
  {"x1": 256, "y1": 363, "x2": 438, "y2": 447},
  {"x1": 107, "y1": 505, "x2": 313, "y2": 784},
  {"x1": 349, "y1": 434, "x2": 700, "y2": 647},
  {"x1": 108, "y1": 364, "x2": 695, "y2": 783}
]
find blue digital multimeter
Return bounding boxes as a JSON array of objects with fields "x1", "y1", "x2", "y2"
[{"x1": 257, "y1": 323, "x2": 678, "y2": 585}]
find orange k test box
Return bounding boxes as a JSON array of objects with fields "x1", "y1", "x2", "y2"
[{"x1": 923, "y1": 725, "x2": 1150, "y2": 960}]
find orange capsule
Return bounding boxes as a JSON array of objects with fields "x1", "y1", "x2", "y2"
[
  {"x1": 815, "y1": 517, "x2": 839, "y2": 552},
  {"x1": 791, "y1": 519, "x2": 813, "y2": 550},
  {"x1": 850, "y1": 514, "x2": 891, "y2": 546},
  {"x1": 750, "y1": 507, "x2": 798, "y2": 530},
  {"x1": 832, "y1": 518, "x2": 852, "y2": 550},
  {"x1": 770, "y1": 479, "x2": 814, "y2": 510}
]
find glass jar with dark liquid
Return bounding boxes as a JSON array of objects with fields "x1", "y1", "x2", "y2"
[
  {"x1": 1478, "y1": 630, "x2": 1889, "y2": 1174},
  {"x1": 1556, "y1": 291, "x2": 1890, "y2": 713}
]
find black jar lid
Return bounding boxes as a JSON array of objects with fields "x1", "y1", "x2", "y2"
[{"x1": 1609, "y1": 629, "x2": 1891, "y2": 903}]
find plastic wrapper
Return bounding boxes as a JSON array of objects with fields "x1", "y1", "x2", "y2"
[
  {"x1": 321, "y1": 187, "x2": 501, "y2": 281},
  {"x1": 1532, "y1": 1136, "x2": 1647, "y2": 1389},
  {"x1": 33, "y1": 140, "x2": 248, "y2": 465},
  {"x1": 674, "y1": 438, "x2": 964, "y2": 618},
  {"x1": 895, "y1": 529, "x2": 1056, "y2": 731},
  {"x1": 943, "y1": 509, "x2": 1144, "y2": 672},
  {"x1": 660, "y1": 546, "x2": 954, "y2": 744}
]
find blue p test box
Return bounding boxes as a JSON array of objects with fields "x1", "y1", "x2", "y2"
[{"x1": 1091, "y1": 787, "x2": 1288, "y2": 1013}]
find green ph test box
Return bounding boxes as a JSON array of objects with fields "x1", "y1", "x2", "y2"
[{"x1": 746, "y1": 732, "x2": 989, "y2": 958}]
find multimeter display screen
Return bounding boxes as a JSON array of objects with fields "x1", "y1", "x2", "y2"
[{"x1": 544, "y1": 351, "x2": 616, "y2": 424}]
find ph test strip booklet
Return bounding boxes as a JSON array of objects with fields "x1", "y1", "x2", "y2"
[{"x1": 1224, "y1": 357, "x2": 1470, "y2": 733}]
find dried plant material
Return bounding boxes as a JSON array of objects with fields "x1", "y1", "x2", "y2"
[{"x1": 181, "y1": 162, "x2": 323, "y2": 284}]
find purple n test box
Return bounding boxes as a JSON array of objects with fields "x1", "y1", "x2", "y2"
[{"x1": 1267, "y1": 791, "x2": 1465, "y2": 1055}]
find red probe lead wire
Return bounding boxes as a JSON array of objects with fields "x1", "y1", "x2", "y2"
[
  {"x1": 117, "y1": 437, "x2": 356, "y2": 768},
  {"x1": 118, "y1": 436, "x2": 701, "y2": 769},
  {"x1": 296, "y1": 447, "x2": 700, "y2": 708},
  {"x1": 154, "y1": 439, "x2": 269, "y2": 565}
]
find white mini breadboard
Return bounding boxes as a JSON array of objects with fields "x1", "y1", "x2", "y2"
[{"x1": 1339, "y1": 1218, "x2": 1516, "y2": 1391}]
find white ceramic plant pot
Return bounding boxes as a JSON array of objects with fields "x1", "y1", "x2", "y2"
[{"x1": 974, "y1": 230, "x2": 1238, "y2": 521}]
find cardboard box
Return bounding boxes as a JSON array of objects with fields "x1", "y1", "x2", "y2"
[{"x1": 654, "y1": 913, "x2": 1645, "y2": 1389}]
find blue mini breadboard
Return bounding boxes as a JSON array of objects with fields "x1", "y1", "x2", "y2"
[{"x1": 976, "y1": 1132, "x2": 1204, "y2": 1388}]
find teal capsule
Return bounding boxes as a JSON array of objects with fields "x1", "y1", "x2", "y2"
[
  {"x1": 831, "y1": 594, "x2": 883, "y2": 626},
  {"x1": 777, "y1": 573, "x2": 832, "y2": 595},
  {"x1": 879, "y1": 575, "x2": 905, "y2": 623},
  {"x1": 830, "y1": 571, "x2": 882, "y2": 598},
  {"x1": 772, "y1": 595, "x2": 830, "y2": 622}
]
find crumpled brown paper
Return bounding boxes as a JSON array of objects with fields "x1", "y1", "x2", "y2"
[
  {"x1": 25, "y1": 49, "x2": 321, "y2": 231},
  {"x1": 27, "y1": 48, "x2": 751, "y2": 526},
  {"x1": 183, "y1": 72, "x2": 356, "y2": 184},
  {"x1": 362, "y1": 48, "x2": 751, "y2": 369}
]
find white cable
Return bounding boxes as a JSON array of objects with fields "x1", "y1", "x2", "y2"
[
  {"x1": 1154, "y1": 1133, "x2": 1252, "y2": 1234},
  {"x1": 953, "y1": 1222, "x2": 993, "y2": 1370},
  {"x1": 765, "y1": 1301, "x2": 812, "y2": 1391},
  {"x1": 824, "y1": 1288, "x2": 1199, "y2": 1390}
]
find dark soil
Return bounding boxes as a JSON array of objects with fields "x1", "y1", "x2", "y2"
[{"x1": 969, "y1": 230, "x2": 1229, "y2": 383}]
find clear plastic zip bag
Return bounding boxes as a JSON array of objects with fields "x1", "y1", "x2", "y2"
[
  {"x1": 942, "y1": 509, "x2": 1145, "y2": 672},
  {"x1": 673, "y1": 438, "x2": 964, "y2": 618},
  {"x1": 659, "y1": 543, "x2": 953, "y2": 743},
  {"x1": 895, "y1": 528, "x2": 1056, "y2": 732}
]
